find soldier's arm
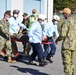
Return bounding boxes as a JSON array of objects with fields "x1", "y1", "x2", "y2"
[
  {"x1": 55, "y1": 21, "x2": 69, "y2": 42},
  {"x1": 0, "y1": 22, "x2": 9, "y2": 35}
]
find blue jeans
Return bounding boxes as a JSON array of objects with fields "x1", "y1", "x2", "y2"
[
  {"x1": 30, "y1": 43, "x2": 43, "y2": 61},
  {"x1": 43, "y1": 37, "x2": 56, "y2": 58}
]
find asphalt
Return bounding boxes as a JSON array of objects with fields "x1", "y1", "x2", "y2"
[{"x1": 0, "y1": 41, "x2": 76, "y2": 75}]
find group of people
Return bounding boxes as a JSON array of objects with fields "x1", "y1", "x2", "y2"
[{"x1": 0, "y1": 8, "x2": 76, "y2": 75}]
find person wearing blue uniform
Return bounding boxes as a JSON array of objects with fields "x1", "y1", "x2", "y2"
[
  {"x1": 28, "y1": 14, "x2": 47, "y2": 66},
  {"x1": 42, "y1": 15, "x2": 60, "y2": 63},
  {"x1": 9, "y1": 9, "x2": 29, "y2": 60}
]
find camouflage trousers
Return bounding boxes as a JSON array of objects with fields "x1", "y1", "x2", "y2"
[
  {"x1": 12, "y1": 33, "x2": 29, "y2": 51},
  {"x1": 61, "y1": 49, "x2": 75, "y2": 75},
  {"x1": 0, "y1": 38, "x2": 12, "y2": 56},
  {"x1": 25, "y1": 42, "x2": 31, "y2": 52}
]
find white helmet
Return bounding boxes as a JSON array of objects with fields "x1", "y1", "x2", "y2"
[
  {"x1": 38, "y1": 14, "x2": 46, "y2": 20},
  {"x1": 52, "y1": 15, "x2": 60, "y2": 21}
]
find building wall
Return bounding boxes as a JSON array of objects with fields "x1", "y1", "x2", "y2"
[
  {"x1": 0, "y1": 0, "x2": 7, "y2": 19},
  {"x1": 23, "y1": 0, "x2": 41, "y2": 16},
  {"x1": 23, "y1": 0, "x2": 53, "y2": 22},
  {"x1": 11, "y1": 0, "x2": 23, "y2": 21},
  {"x1": 6, "y1": 0, "x2": 11, "y2": 10},
  {"x1": 0, "y1": 0, "x2": 53, "y2": 22},
  {"x1": 47, "y1": 0, "x2": 53, "y2": 22}
]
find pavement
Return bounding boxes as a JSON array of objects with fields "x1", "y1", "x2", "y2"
[{"x1": 0, "y1": 41, "x2": 76, "y2": 75}]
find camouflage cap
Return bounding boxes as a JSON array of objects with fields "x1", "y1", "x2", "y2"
[
  {"x1": 60, "y1": 8, "x2": 71, "y2": 14},
  {"x1": 13, "y1": 9, "x2": 20, "y2": 14},
  {"x1": 22, "y1": 13, "x2": 28, "y2": 17},
  {"x1": 32, "y1": 9, "x2": 37, "y2": 13}
]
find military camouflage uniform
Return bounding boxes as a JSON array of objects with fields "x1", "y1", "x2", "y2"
[
  {"x1": 0, "y1": 19, "x2": 12, "y2": 56},
  {"x1": 22, "y1": 18, "x2": 29, "y2": 28},
  {"x1": 57, "y1": 17, "x2": 76, "y2": 75}
]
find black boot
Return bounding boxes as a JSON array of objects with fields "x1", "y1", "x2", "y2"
[
  {"x1": 28, "y1": 57, "x2": 37, "y2": 65},
  {"x1": 46, "y1": 54, "x2": 53, "y2": 63},
  {"x1": 0, "y1": 55, "x2": 8, "y2": 61},
  {"x1": 72, "y1": 72, "x2": 74, "y2": 75},
  {"x1": 39, "y1": 59, "x2": 47, "y2": 67}
]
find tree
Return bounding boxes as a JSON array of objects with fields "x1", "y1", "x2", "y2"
[{"x1": 54, "y1": 0, "x2": 76, "y2": 11}]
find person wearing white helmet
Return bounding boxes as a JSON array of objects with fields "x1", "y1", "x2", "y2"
[
  {"x1": 28, "y1": 14, "x2": 47, "y2": 66},
  {"x1": 42, "y1": 15, "x2": 60, "y2": 63},
  {"x1": 53, "y1": 15, "x2": 60, "y2": 21}
]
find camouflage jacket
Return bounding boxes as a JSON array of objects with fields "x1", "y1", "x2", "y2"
[
  {"x1": 22, "y1": 18, "x2": 29, "y2": 28},
  {"x1": 58, "y1": 17, "x2": 76, "y2": 50},
  {"x1": 0, "y1": 19, "x2": 10, "y2": 40}
]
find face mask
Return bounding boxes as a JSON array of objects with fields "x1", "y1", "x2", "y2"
[
  {"x1": 33, "y1": 14, "x2": 36, "y2": 16},
  {"x1": 14, "y1": 14, "x2": 18, "y2": 18},
  {"x1": 40, "y1": 21, "x2": 45, "y2": 25},
  {"x1": 6, "y1": 17, "x2": 10, "y2": 21},
  {"x1": 54, "y1": 21, "x2": 58, "y2": 25},
  {"x1": 62, "y1": 14, "x2": 65, "y2": 19}
]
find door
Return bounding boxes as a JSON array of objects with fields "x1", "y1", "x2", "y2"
[{"x1": 23, "y1": 0, "x2": 41, "y2": 16}]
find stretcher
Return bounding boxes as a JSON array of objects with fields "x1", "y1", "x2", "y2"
[{"x1": 11, "y1": 38, "x2": 52, "y2": 44}]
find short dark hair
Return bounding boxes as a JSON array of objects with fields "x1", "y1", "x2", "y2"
[
  {"x1": 4, "y1": 10, "x2": 11, "y2": 16},
  {"x1": 22, "y1": 13, "x2": 28, "y2": 17},
  {"x1": 13, "y1": 9, "x2": 20, "y2": 14}
]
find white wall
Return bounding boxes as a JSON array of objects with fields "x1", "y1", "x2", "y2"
[
  {"x1": 6, "y1": 0, "x2": 11, "y2": 10},
  {"x1": 47, "y1": 0, "x2": 53, "y2": 22},
  {"x1": 23, "y1": 0, "x2": 53, "y2": 22},
  {"x1": 0, "y1": 0, "x2": 7, "y2": 19},
  {"x1": 11, "y1": 0, "x2": 23, "y2": 21},
  {"x1": 41, "y1": 0, "x2": 53, "y2": 22},
  {"x1": 23, "y1": 0, "x2": 41, "y2": 16},
  {"x1": 0, "y1": 0, "x2": 53, "y2": 22}
]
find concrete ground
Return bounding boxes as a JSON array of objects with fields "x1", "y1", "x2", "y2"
[{"x1": 0, "y1": 41, "x2": 76, "y2": 75}]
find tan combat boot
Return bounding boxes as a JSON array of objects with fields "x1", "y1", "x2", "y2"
[{"x1": 7, "y1": 56, "x2": 16, "y2": 63}]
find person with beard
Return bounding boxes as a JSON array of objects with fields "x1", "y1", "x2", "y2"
[{"x1": 55, "y1": 8, "x2": 75, "y2": 75}]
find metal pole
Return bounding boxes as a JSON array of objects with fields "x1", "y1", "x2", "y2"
[{"x1": 47, "y1": 0, "x2": 53, "y2": 22}]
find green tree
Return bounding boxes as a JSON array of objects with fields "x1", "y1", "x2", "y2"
[{"x1": 54, "y1": 0, "x2": 76, "y2": 11}]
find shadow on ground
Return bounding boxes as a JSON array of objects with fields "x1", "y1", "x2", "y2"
[{"x1": 10, "y1": 65, "x2": 50, "y2": 75}]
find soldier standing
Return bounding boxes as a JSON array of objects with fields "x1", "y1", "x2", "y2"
[
  {"x1": 0, "y1": 11, "x2": 16, "y2": 63},
  {"x1": 55, "y1": 8, "x2": 76, "y2": 75}
]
